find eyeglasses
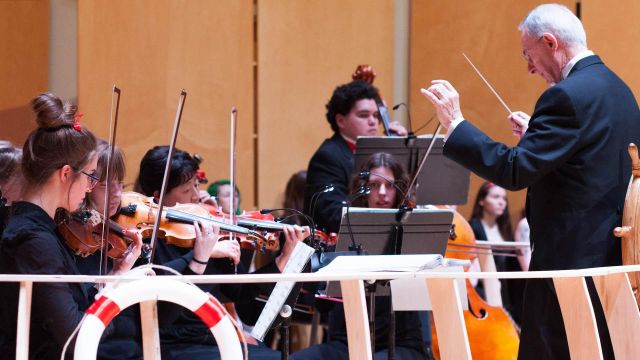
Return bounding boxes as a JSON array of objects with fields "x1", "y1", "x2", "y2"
[
  {"x1": 522, "y1": 35, "x2": 544, "y2": 63},
  {"x1": 72, "y1": 167, "x2": 99, "y2": 188}
]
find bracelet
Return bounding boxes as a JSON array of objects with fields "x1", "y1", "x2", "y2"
[{"x1": 192, "y1": 257, "x2": 209, "y2": 265}]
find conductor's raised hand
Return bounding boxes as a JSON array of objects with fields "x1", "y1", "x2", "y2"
[
  {"x1": 508, "y1": 111, "x2": 530, "y2": 139},
  {"x1": 420, "y1": 80, "x2": 463, "y2": 130}
]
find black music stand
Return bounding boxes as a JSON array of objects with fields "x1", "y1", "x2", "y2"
[
  {"x1": 325, "y1": 207, "x2": 453, "y2": 297},
  {"x1": 322, "y1": 207, "x2": 453, "y2": 359},
  {"x1": 354, "y1": 135, "x2": 470, "y2": 205}
]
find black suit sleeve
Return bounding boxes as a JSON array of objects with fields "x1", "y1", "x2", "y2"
[{"x1": 445, "y1": 86, "x2": 581, "y2": 191}]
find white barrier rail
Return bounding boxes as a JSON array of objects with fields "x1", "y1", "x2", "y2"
[{"x1": 3, "y1": 264, "x2": 640, "y2": 360}]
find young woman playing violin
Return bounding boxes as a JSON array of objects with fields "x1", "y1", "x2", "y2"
[
  {"x1": 0, "y1": 93, "x2": 144, "y2": 359},
  {"x1": 135, "y1": 145, "x2": 308, "y2": 360},
  {"x1": 292, "y1": 152, "x2": 429, "y2": 360}
]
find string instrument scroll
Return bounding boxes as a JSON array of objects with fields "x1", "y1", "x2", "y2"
[{"x1": 352, "y1": 64, "x2": 398, "y2": 136}]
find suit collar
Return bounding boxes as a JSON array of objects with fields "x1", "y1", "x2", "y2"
[
  {"x1": 566, "y1": 55, "x2": 602, "y2": 78},
  {"x1": 330, "y1": 133, "x2": 355, "y2": 159}
]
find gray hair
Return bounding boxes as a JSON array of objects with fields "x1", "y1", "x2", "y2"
[{"x1": 519, "y1": 4, "x2": 587, "y2": 47}]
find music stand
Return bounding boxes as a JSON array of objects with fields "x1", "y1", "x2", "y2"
[
  {"x1": 354, "y1": 135, "x2": 470, "y2": 205},
  {"x1": 325, "y1": 207, "x2": 454, "y2": 298}
]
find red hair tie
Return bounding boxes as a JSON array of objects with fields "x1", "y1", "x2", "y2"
[
  {"x1": 196, "y1": 169, "x2": 208, "y2": 184},
  {"x1": 73, "y1": 113, "x2": 84, "y2": 131}
]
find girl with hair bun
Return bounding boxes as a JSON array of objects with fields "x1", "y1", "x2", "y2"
[{"x1": 0, "y1": 93, "x2": 144, "y2": 359}]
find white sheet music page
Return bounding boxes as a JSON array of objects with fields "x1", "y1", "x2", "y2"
[
  {"x1": 317, "y1": 254, "x2": 443, "y2": 273},
  {"x1": 250, "y1": 241, "x2": 315, "y2": 341}
]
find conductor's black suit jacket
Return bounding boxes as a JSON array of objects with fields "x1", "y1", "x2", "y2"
[{"x1": 445, "y1": 55, "x2": 640, "y2": 359}]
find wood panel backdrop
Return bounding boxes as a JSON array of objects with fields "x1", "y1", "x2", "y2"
[{"x1": 3, "y1": 0, "x2": 639, "y2": 227}]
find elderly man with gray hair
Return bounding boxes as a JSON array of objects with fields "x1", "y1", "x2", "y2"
[{"x1": 422, "y1": 3, "x2": 640, "y2": 360}]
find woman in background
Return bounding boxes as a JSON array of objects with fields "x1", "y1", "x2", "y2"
[{"x1": 468, "y1": 181, "x2": 524, "y2": 326}]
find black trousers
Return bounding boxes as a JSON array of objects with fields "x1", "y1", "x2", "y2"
[
  {"x1": 290, "y1": 340, "x2": 427, "y2": 360},
  {"x1": 517, "y1": 278, "x2": 614, "y2": 360}
]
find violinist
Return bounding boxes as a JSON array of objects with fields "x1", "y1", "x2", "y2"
[
  {"x1": 420, "y1": 4, "x2": 640, "y2": 359},
  {"x1": 0, "y1": 93, "x2": 144, "y2": 359},
  {"x1": 72, "y1": 139, "x2": 128, "y2": 275},
  {"x1": 136, "y1": 145, "x2": 308, "y2": 360},
  {"x1": 304, "y1": 80, "x2": 407, "y2": 234},
  {"x1": 293, "y1": 152, "x2": 428, "y2": 360}
]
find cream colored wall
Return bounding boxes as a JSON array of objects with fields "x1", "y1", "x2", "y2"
[
  {"x1": 0, "y1": 0, "x2": 49, "y2": 145},
  {"x1": 582, "y1": 0, "x2": 640, "y2": 100},
  {"x1": 409, "y1": 0, "x2": 574, "y2": 226},
  {"x1": 77, "y1": 0, "x2": 256, "y2": 206},
  {"x1": 257, "y1": 0, "x2": 395, "y2": 209}
]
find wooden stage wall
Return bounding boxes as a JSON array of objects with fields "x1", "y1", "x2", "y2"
[
  {"x1": 0, "y1": 0, "x2": 626, "y2": 219},
  {"x1": 77, "y1": 0, "x2": 256, "y2": 204},
  {"x1": 0, "y1": 0, "x2": 49, "y2": 145}
]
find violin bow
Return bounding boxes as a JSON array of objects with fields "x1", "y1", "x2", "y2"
[
  {"x1": 99, "y1": 85, "x2": 121, "y2": 278},
  {"x1": 229, "y1": 107, "x2": 239, "y2": 272},
  {"x1": 402, "y1": 123, "x2": 442, "y2": 206},
  {"x1": 147, "y1": 90, "x2": 188, "y2": 264}
]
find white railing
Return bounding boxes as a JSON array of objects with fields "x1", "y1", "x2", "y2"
[{"x1": 3, "y1": 264, "x2": 640, "y2": 360}]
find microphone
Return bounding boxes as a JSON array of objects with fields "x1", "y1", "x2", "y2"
[
  {"x1": 343, "y1": 186, "x2": 370, "y2": 254},
  {"x1": 392, "y1": 102, "x2": 413, "y2": 134},
  {"x1": 310, "y1": 184, "x2": 335, "y2": 226}
]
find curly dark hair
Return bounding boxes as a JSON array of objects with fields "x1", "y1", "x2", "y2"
[{"x1": 325, "y1": 80, "x2": 381, "y2": 133}]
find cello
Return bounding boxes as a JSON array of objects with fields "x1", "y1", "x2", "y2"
[{"x1": 431, "y1": 209, "x2": 520, "y2": 359}]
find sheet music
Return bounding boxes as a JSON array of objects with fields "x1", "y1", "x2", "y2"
[
  {"x1": 250, "y1": 241, "x2": 315, "y2": 341},
  {"x1": 317, "y1": 254, "x2": 444, "y2": 273}
]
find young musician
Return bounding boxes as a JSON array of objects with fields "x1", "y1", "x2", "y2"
[
  {"x1": 0, "y1": 93, "x2": 144, "y2": 359},
  {"x1": 293, "y1": 152, "x2": 428, "y2": 360},
  {"x1": 304, "y1": 80, "x2": 407, "y2": 235},
  {"x1": 136, "y1": 145, "x2": 308, "y2": 359}
]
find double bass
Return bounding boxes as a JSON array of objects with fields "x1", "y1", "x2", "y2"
[{"x1": 432, "y1": 209, "x2": 520, "y2": 359}]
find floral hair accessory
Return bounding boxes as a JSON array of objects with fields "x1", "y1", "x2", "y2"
[
  {"x1": 196, "y1": 169, "x2": 208, "y2": 184},
  {"x1": 73, "y1": 113, "x2": 84, "y2": 131}
]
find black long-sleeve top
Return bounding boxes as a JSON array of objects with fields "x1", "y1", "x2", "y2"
[
  {"x1": 0, "y1": 201, "x2": 141, "y2": 359},
  {"x1": 154, "y1": 240, "x2": 280, "y2": 346}
]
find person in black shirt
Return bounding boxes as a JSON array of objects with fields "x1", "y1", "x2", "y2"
[
  {"x1": 135, "y1": 145, "x2": 308, "y2": 360},
  {"x1": 0, "y1": 93, "x2": 145, "y2": 359},
  {"x1": 293, "y1": 153, "x2": 427, "y2": 360}
]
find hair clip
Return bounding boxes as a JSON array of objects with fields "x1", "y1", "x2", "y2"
[
  {"x1": 73, "y1": 113, "x2": 84, "y2": 131},
  {"x1": 196, "y1": 169, "x2": 208, "y2": 184}
]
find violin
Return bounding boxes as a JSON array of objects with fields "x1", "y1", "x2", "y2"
[
  {"x1": 431, "y1": 209, "x2": 520, "y2": 359},
  {"x1": 313, "y1": 229, "x2": 338, "y2": 247},
  {"x1": 58, "y1": 208, "x2": 134, "y2": 259},
  {"x1": 114, "y1": 192, "x2": 281, "y2": 253}
]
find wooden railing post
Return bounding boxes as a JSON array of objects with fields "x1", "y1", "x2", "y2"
[
  {"x1": 553, "y1": 276, "x2": 602, "y2": 360},
  {"x1": 426, "y1": 277, "x2": 471, "y2": 360},
  {"x1": 593, "y1": 272, "x2": 640, "y2": 358},
  {"x1": 340, "y1": 279, "x2": 372, "y2": 360},
  {"x1": 15, "y1": 281, "x2": 33, "y2": 360},
  {"x1": 140, "y1": 300, "x2": 161, "y2": 359}
]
